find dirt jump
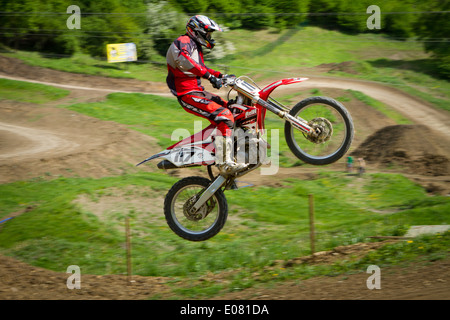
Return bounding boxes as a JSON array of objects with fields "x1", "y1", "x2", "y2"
[{"x1": 0, "y1": 55, "x2": 449, "y2": 300}]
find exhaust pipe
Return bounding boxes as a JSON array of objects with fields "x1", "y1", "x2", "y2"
[
  {"x1": 157, "y1": 160, "x2": 179, "y2": 169},
  {"x1": 157, "y1": 160, "x2": 201, "y2": 170}
]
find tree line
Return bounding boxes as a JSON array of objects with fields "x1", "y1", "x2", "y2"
[{"x1": 0, "y1": 0, "x2": 448, "y2": 78}]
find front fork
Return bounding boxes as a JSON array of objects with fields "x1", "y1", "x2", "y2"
[
  {"x1": 257, "y1": 98, "x2": 313, "y2": 134},
  {"x1": 190, "y1": 175, "x2": 227, "y2": 216}
]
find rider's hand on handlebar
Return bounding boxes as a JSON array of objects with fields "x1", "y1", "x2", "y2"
[{"x1": 209, "y1": 75, "x2": 223, "y2": 89}]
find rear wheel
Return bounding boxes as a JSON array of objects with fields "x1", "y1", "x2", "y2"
[
  {"x1": 284, "y1": 96, "x2": 354, "y2": 165},
  {"x1": 164, "y1": 176, "x2": 228, "y2": 241}
]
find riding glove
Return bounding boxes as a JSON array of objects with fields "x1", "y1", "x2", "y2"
[{"x1": 209, "y1": 75, "x2": 223, "y2": 89}]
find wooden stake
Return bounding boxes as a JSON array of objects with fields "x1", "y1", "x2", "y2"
[
  {"x1": 309, "y1": 194, "x2": 315, "y2": 255},
  {"x1": 125, "y1": 217, "x2": 132, "y2": 285}
]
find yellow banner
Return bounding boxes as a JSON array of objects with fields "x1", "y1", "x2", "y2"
[{"x1": 106, "y1": 43, "x2": 137, "y2": 63}]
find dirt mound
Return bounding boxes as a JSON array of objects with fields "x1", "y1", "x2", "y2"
[{"x1": 351, "y1": 125, "x2": 450, "y2": 176}]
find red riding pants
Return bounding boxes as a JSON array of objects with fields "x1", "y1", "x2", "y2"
[{"x1": 178, "y1": 91, "x2": 234, "y2": 137}]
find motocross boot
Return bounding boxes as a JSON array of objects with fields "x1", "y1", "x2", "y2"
[{"x1": 214, "y1": 135, "x2": 249, "y2": 175}]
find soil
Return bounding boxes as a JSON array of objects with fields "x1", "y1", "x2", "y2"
[
  {"x1": 0, "y1": 55, "x2": 449, "y2": 300},
  {"x1": 351, "y1": 124, "x2": 450, "y2": 177}
]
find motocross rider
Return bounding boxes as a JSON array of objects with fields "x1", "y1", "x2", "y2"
[{"x1": 166, "y1": 15, "x2": 247, "y2": 174}]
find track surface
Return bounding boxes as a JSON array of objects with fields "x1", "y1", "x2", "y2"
[{"x1": 0, "y1": 55, "x2": 449, "y2": 300}]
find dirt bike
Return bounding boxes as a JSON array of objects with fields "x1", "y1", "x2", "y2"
[{"x1": 137, "y1": 75, "x2": 354, "y2": 241}]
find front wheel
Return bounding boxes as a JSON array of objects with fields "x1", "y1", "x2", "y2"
[
  {"x1": 284, "y1": 96, "x2": 354, "y2": 165},
  {"x1": 164, "y1": 176, "x2": 228, "y2": 241}
]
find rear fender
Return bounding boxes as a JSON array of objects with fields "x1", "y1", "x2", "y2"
[
  {"x1": 166, "y1": 145, "x2": 215, "y2": 167},
  {"x1": 136, "y1": 150, "x2": 170, "y2": 166},
  {"x1": 136, "y1": 145, "x2": 215, "y2": 168}
]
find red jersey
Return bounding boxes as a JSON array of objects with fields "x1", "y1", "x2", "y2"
[{"x1": 166, "y1": 34, "x2": 221, "y2": 97}]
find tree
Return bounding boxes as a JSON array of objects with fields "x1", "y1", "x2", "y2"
[
  {"x1": 79, "y1": 0, "x2": 147, "y2": 57},
  {"x1": 336, "y1": 1, "x2": 369, "y2": 33},
  {"x1": 271, "y1": 0, "x2": 310, "y2": 29},
  {"x1": 0, "y1": 0, "x2": 147, "y2": 57},
  {"x1": 143, "y1": 1, "x2": 187, "y2": 58},
  {"x1": 0, "y1": 0, "x2": 77, "y2": 54},
  {"x1": 415, "y1": 1, "x2": 450, "y2": 78},
  {"x1": 170, "y1": 0, "x2": 208, "y2": 14}
]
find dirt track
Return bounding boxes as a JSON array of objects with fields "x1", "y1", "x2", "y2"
[
  {"x1": 1, "y1": 55, "x2": 449, "y2": 190},
  {"x1": 0, "y1": 55, "x2": 449, "y2": 300},
  {"x1": 1, "y1": 54, "x2": 449, "y2": 140}
]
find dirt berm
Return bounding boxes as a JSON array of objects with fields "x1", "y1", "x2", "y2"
[{"x1": 351, "y1": 124, "x2": 450, "y2": 177}]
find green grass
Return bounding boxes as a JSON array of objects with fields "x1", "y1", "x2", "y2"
[
  {"x1": 0, "y1": 79, "x2": 448, "y2": 294},
  {"x1": 0, "y1": 78, "x2": 70, "y2": 104},
  {"x1": 0, "y1": 171, "x2": 448, "y2": 282},
  {"x1": 215, "y1": 26, "x2": 450, "y2": 112},
  {"x1": 352, "y1": 59, "x2": 450, "y2": 113},
  {"x1": 0, "y1": 173, "x2": 178, "y2": 274}
]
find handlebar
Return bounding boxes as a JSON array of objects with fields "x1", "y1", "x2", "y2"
[{"x1": 221, "y1": 75, "x2": 237, "y2": 87}]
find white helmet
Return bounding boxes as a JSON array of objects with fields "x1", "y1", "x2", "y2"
[{"x1": 186, "y1": 15, "x2": 223, "y2": 49}]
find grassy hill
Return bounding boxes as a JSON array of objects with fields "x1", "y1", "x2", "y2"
[{"x1": 2, "y1": 26, "x2": 449, "y2": 111}]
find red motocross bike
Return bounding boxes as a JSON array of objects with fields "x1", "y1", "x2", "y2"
[{"x1": 137, "y1": 75, "x2": 354, "y2": 241}]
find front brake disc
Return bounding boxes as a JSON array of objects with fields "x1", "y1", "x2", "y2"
[
  {"x1": 305, "y1": 117, "x2": 333, "y2": 144},
  {"x1": 183, "y1": 194, "x2": 216, "y2": 221}
]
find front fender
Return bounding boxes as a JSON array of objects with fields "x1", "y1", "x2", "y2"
[{"x1": 259, "y1": 77, "x2": 309, "y2": 100}]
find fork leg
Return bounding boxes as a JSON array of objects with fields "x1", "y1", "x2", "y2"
[{"x1": 191, "y1": 175, "x2": 227, "y2": 214}]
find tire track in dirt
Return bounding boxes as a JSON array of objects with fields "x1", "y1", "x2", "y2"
[
  {"x1": 0, "y1": 121, "x2": 79, "y2": 160},
  {"x1": 0, "y1": 99, "x2": 159, "y2": 183}
]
